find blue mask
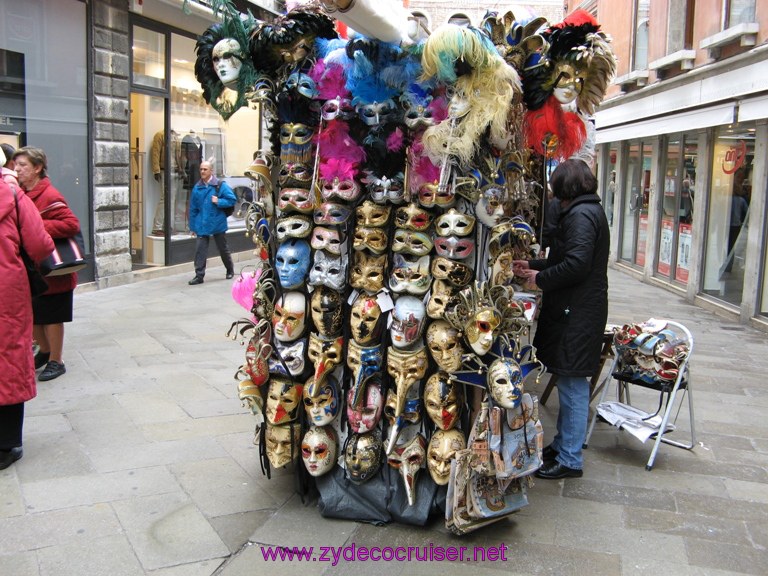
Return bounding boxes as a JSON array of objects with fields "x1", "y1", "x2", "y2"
[{"x1": 276, "y1": 238, "x2": 311, "y2": 289}]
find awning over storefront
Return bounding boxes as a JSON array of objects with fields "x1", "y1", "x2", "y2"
[{"x1": 738, "y1": 94, "x2": 768, "y2": 122}]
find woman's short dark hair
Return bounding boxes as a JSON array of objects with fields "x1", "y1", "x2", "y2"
[
  {"x1": 0, "y1": 143, "x2": 15, "y2": 167},
  {"x1": 13, "y1": 146, "x2": 48, "y2": 178},
  {"x1": 549, "y1": 159, "x2": 597, "y2": 201}
]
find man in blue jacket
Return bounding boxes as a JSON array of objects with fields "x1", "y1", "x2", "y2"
[{"x1": 188, "y1": 160, "x2": 236, "y2": 285}]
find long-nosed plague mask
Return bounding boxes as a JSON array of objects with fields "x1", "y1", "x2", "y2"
[{"x1": 387, "y1": 433, "x2": 427, "y2": 506}]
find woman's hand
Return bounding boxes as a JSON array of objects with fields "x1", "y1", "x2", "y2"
[{"x1": 512, "y1": 260, "x2": 530, "y2": 275}]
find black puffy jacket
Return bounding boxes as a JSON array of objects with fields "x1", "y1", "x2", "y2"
[{"x1": 530, "y1": 194, "x2": 609, "y2": 377}]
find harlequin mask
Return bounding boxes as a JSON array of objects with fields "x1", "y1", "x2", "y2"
[
  {"x1": 423, "y1": 372, "x2": 463, "y2": 430},
  {"x1": 278, "y1": 162, "x2": 313, "y2": 189},
  {"x1": 427, "y1": 279, "x2": 457, "y2": 320},
  {"x1": 277, "y1": 188, "x2": 314, "y2": 214},
  {"x1": 321, "y1": 95, "x2": 355, "y2": 121},
  {"x1": 212, "y1": 38, "x2": 243, "y2": 85},
  {"x1": 313, "y1": 202, "x2": 353, "y2": 225},
  {"x1": 301, "y1": 426, "x2": 338, "y2": 477},
  {"x1": 276, "y1": 239, "x2": 311, "y2": 289},
  {"x1": 310, "y1": 226, "x2": 343, "y2": 255},
  {"x1": 272, "y1": 292, "x2": 307, "y2": 342},
  {"x1": 387, "y1": 433, "x2": 426, "y2": 506},
  {"x1": 350, "y1": 252, "x2": 387, "y2": 293},
  {"x1": 367, "y1": 173, "x2": 405, "y2": 205},
  {"x1": 384, "y1": 389, "x2": 422, "y2": 454},
  {"x1": 265, "y1": 376, "x2": 303, "y2": 425},
  {"x1": 308, "y1": 251, "x2": 347, "y2": 292},
  {"x1": 426, "y1": 320, "x2": 464, "y2": 371},
  {"x1": 307, "y1": 333, "x2": 344, "y2": 396},
  {"x1": 434, "y1": 236, "x2": 475, "y2": 260},
  {"x1": 355, "y1": 200, "x2": 391, "y2": 228},
  {"x1": 488, "y1": 357, "x2": 524, "y2": 409},
  {"x1": 265, "y1": 422, "x2": 300, "y2": 469},
  {"x1": 346, "y1": 379, "x2": 384, "y2": 434},
  {"x1": 418, "y1": 182, "x2": 455, "y2": 209},
  {"x1": 345, "y1": 431, "x2": 384, "y2": 484},
  {"x1": 427, "y1": 429, "x2": 466, "y2": 485},
  {"x1": 285, "y1": 71, "x2": 318, "y2": 99},
  {"x1": 346, "y1": 340, "x2": 383, "y2": 407},
  {"x1": 389, "y1": 254, "x2": 431, "y2": 295},
  {"x1": 464, "y1": 307, "x2": 502, "y2": 356},
  {"x1": 391, "y1": 229, "x2": 434, "y2": 257},
  {"x1": 395, "y1": 203, "x2": 433, "y2": 232},
  {"x1": 475, "y1": 185, "x2": 506, "y2": 227},
  {"x1": 350, "y1": 294, "x2": 384, "y2": 345},
  {"x1": 320, "y1": 177, "x2": 361, "y2": 202},
  {"x1": 389, "y1": 295, "x2": 427, "y2": 350},
  {"x1": 431, "y1": 256, "x2": 473, "y2": 287},
  {"x1": 269, "y1": 338, "x2": 306, "y2": 377},
  {"x1": 276, "y1": 215, "x2": 312, "y2": 242},
  {"x1": 435, "y1": 208, "x2": 476, "y2": 237},
  {"x1": 357, "y1": 99, "x2": 398, "y2": 127},
  {"x1": 303, "y1": 373, "x2": 340, "y2": 426},
  {"x1": 352, "y1": 226, "x2": 389, "y2": 254},
  {"x1": 386, "y1": 345, "x2": 428, "y2": 418},
  {"x1": 310, "y1": 286, "x2": 343, "y2": 337}
]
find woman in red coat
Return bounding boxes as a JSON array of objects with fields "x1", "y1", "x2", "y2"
[
  {"x1": 0, "y1": 178, "x2": 55, "y2": 469},
  {"x1": 13, "y1": 147, "x2": 80, "y2": 382}
]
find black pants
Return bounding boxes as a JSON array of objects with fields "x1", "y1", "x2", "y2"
[
  {"x1": 0, "y1": 403, "x2": 24, "y2": 449},
  {"x1": 193, "y1": 233, "x2": 234, "y2": 279}
]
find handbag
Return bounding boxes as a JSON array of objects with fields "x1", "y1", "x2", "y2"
[
  {"x1": 37, "y1": 201, "x2": 87, "y2": 277},
  {"x1": 12, "y1": 189, "x2": 49, "y2": 297}
]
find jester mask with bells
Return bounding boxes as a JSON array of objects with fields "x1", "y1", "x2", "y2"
[
  {"x1": 389, "y1": 295, "x2": 427, "y2": 350},
  {"x1": 384, "y1": 389, "x2": 422, "y2": 455},
  {"x1": 346, "y1": 340, "x2": 383, "y2": 408},
  {"x1": 265, "y1": 376, "x2": 303, "y2": 425},
  {"x1": 386, "y1": 345, "x2": 428, "y2": 418},
  {"x1": 488, "y1": 357, "x2": 524, "y2": 409},
  {"x1": 346, "y1": 376, "x2": 384, "y2": 434},
  {"x1": 306, "y1": 332, "x2": 344, "y2": 397},
  {"x1": 426, "y1": 320, "x2": 464, "y2": 372},
  {"x1": 350, "y1": 251, "x2": 387, "y2": 293},
  {"x1": 387, "y1": 433, "x2": 426, "y2": 506},
  {"x1": 272, "y1": 291, "x2": 307, "y2": 343},
  {"x1": 345, "y1": 431, "x2": 384, "y2": 485},
  {"x1": 427, "y1": 429, "x2": 466, "y2": 485},
  {"x1": 301, "y1": 425, "x2": 338, "y2": 477},
  {"x1": 303, "y1": 373, "x2": 340, "y2": 426},
  {"x1": 310, "y1": 286, "x2": 343, "y2": 338},
  {"x1": 423, "y1": 371, "x2": 464, "y2": 431},
  {"x1": 265, "y1": 422, "x2": 301, "y2": 469},
  {"x1": 349, "y1": 294, "x2": 385, "y2": 345}
]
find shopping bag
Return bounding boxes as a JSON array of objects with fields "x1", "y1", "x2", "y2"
[{"x1": 40, "y1": 232, "x2": 87, "y2": 276}]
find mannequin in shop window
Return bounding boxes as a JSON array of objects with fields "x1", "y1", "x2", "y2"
[{"x1": 149, "y1": 129, "x2": 181, "y2": 236}]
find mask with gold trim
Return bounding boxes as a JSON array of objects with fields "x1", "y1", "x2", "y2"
[
  {"x1": 308, "y1": 250, "x2": 347, "y2": 292},
  {"x1": 426, "y1": 320, "x2": 464, "y2": 372},
  {"x1": 346, "y1": 378, "x2": 384, "y2": 434},
  {"x1": 306, "y1": 333, "x2": 344, "y2": 397},
  {"x1": 352, "y1": 225, "x2": 389, "y2": 254},
  {"x1": 387, "y1": 433, "x2": 426, "y2": 506},
  {"x1": 275, "y1": 215, "x2": 312, "y2": 242},
  {"x1": 276, "y1": 239, "x2": 311, "y2": 289},
  {"x1": 346, "y1": 340, "x2": 383, "y2": 407},
  {"x1": 427, "y1": 429, "x2": 466, "y2": 485},
  {"x1": 389, "y1": 295, "x2": 426, "y2": 350},
  {"x1": 302, "y1": 373, "x2": 340, "y2": 426},
  {"x1": 434, "y1": 208, "x2": 476, "y2": 237},
  {"x1": 488, "y1": 357, "x2": 524, "y2": 409},
  {"x1": 265, "y1": 422, "x2": 301, "y2": 469},
  {"x1": 426, "y1": 279, "x2": 457, "y2": 319},
  {"x1": 350, "y1": 251, "x2": 387, "y2": 293},
  {"x1": 394, "y1": 203, "x2": 433, "y2": 232},
  {"x1": 272, "y1": 292, "x2": 306, "y2": 343},
  {"x1": 301, "y1": 425, "x2": 337, "y2": 477},
  {"x1": 355, "y1": 200, "x2": 391, "y2": 228},
  {"x1": 345, "y1": 431, "x2": 384, "y2": 484},
  {"x1": 350, "y1": 294, "x2": 384, "y2": 345},
  {"x1": 265, "y1": 376, "x2": 303, "y2": 425},
  {"x1": 310, "y1": 286, "x2": 343, "y2": 338},
  {"x1": 310, "y1": 226, "x2": 343, "y2": 255},
  {"x1": 391, "y1": 229, "x2": 434, "y2": 257},
  {"x1": 389, "y1": 254, "x2": 431, "y2": 295},
  {"x1": 386, "y1": 345, "x2": 428, "y2": 418},
  {"x1": 430, "y1": 256, "x2": 473, "y2": 287},
  {"x1": 384, "y1": 389, "x2": 422, "y2": 455},
  {"x1": 423, "y1": 371, "x2": 463, "y2": 430}
]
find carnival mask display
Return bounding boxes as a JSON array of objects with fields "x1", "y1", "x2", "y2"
[
  {"x1": 265, "y1": 423, "x2": 300, "y2": 469},
  {"x1": 349, "y1": 294, "x2": 384, "y2": 345},
  {"x1": 265, "y1": 376, "x2": 303, "y2": 425},
  {"x1": 391, "y1": 229, "x2": 434, "y2": 257},
  {"x1": 313, "y1": 202, "x2": 353, "y2": 226},
  {"x1": 384, "y1": 389, "x2": 422, "y2": 454},
  {"x1": 277, "y1": 188, "x2": 314, "y2": 214},
  {"x1": 350, "y1": 251, "x2": 387, "y2": 293},
  {"x1": 276, "y1": 239, "x2": 311, "y2": 289},
  {"x1": 389, "y1": 254, "x2": 431, "y2": 295},
  {"x1": 320, "y1": 175, "x2": 361, "y2": 202},
  {"x1": 310, "y1": 286, "x2": 343, "y2": 338},
  {"x1": 275, "y1": 215, "x2": 312, "y2": 242},
  {"x1": 426, "y1": 320, "x2": 464, "y2": 372},
  {"x1": 346, "y1": 379, "x2": 384, "y2": 434},
  {"x1": 386, "y1": 345, "x2": 428, "y2": 417},
  {"x1": 427, "y1": 429, "x2": 466, "y2": 485},
  {"x1": 357, "y1": 99, "x2": 399, "y2": 127},
  {"x1": 355, "y1": 200, "x2": 391, "y2": 228},
  {"x1": 387, "y1": 433, "x2": 426, "y2": 506},
  {"x1": 301, "y1": 426, "x2": 338, "y2": 477},
  {"x1": 308, "y1": 251, "x2": 347, "y2": 292},
  {"x1": 430, "y1": 256, "x2": 473, "y2": 287},
  {"x1": 389, "y1": 295, "x2": 427, "y2": 350},
  {"x1": 427, "y1": 279, "x2": 457, "y2": 319},
  {"x1": 394, "y1": 203, "x2": 433, "y2": 232},
  {"x1": 307, "y1": 333, "x2": 344, "y2": 395},
  {"x1": 303, "y1": 374, "x2": 340, "y2": 426},
  {"x1": 310, "y1": 226, "x2": 343, "y2": 256},
  {"x1": 423, "y1": 372, "x2": 464, "y2": 430},
  {"x1": 212, "y1": 38, "x2": 244, "y2": 85},
  {"x1": 435, "y1": 208, "x2": 476, "y2": 237},
  {"x1": 488, "y1": 357, "x2": 524, "y2": 409},
  {"x1": 367, "y1": 173, "x2": 405, "y2": 205},
  {"x1": 272, "y1": 292, "x2": 307, "y2": 342},
  {"x1": 269, "y1": 338, "x2": 306, "y2": 377},
  {"x1": 352, "y1": 226, "x2": 389, "y2": 254},
  {"x1": 345, "y1": 431, "x2": 384, "y2": 484},
  {"x1": 346, "y1": 340, "x2": 383, "y2": 406}
]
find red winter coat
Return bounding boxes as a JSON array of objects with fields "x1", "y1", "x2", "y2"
[
  {"x1": 0, "y1": 180, "x2": 55, "y2": 405},
  {"x1": 24, "y1": 177, "x2": 80, "y2": 294}
]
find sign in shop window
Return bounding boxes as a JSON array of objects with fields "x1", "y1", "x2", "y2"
[
  {"x1": 676, "y1": 223, "x2": 692, "y2": 283},
  {"x1": 658, "y1": 217, "x2": 674, "y2": 276}
]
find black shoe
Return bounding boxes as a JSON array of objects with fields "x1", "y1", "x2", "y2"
[
  {"x1": 0, "y1": 447, "x2": 23, "y2": 470},
  {"x1": 34, "y1": 351, "x2": 50, "y2": 370},
  {"x1": 188, "y1": 277, "x2": 204, "y2": 285},
  {"x1": 535, "y1": 460, "x2": 583, "y2": 480},
  {"x1": 542, "y1": 444, "x2": 559, "y2": 462},
  {"x1": 39, "y1": 361, "x2": 66, "y2": 382},
  {"x1": 226, "y1": 271, "x2": 234, "y2": 279}
]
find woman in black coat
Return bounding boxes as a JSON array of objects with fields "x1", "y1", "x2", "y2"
[{"x1": 514, "y1": 159, "x2": 609, "y2": 479}]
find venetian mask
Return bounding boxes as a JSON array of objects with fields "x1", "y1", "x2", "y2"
[
  {"x1": 426, "y1": 320, "x2": 464, "y2": 371},
  {"x1": 285, "y1": 71, "x2": 318, "y2": 99},
  {"x1": 394, "y1": 203, "x2": 433, "y2": 232},
  {"x1": 418, "y1": 182, "x2": 455, "y2": 209},
  {"x1": 367, "y1": 173, "x2": 405, "y2": 205},
  {"x1": 307, "y1": 332, "x2": 344, "y2": 396},
  {"x1": 350, "y1": 251, "x2": 387, "y2": 293},
  {"x1": 435, "y1": 208, "x2": 476, "y2": 237},
  {"x1": 272, "y1": 292, "x2": 306, "y2": 342},
  {"x1": 310, "y1": 286, "x2": 343, "y2": 338},
  {"x1": 345, "y1": 431, "x2": 384, "y2": 484},
  {"x1": 313, "y1": 202, "x2": 353, "y2": 226},
  {"x1": 430, "y1": 256, "x2": 473, "y2": 287},
  {"x1": 277, "y1": 36, "x2": 314, "y2": 64},
  {"x1": 278, "y1": 162, "x2": 313, "y2": 189},
  {"x1": 551, "y1": 61, "x2": 584, "y2": 105},
  {"x1": 464, "y1": 307, "x2": 502, "y2": 356},
  {"x1": 279, "y1": 122, "x2": 314, "y2": 146},
  {"x1": 276, "y1": 215, "x2": 312, "y2": 242},
  {"x1": 389, "y1": 254, "x2": 431, "y2": 295},
  {"x1": 349, "y1": 294, "x2": 384, "y2": 345},
  {"x1": 303, "y1": 374, "x2": 340, "y2": 426},
  {"x1": 352, "y1": 225, "x2": 389, "y2": 254},
  {"x1": 277, "y1": 187, "x2": 314, "y2": 214},
  {"x1": 212, "y1": 38, "x2": 243, "y2": 85},
  {"x1": 269, "y1": 338, "x2": 306, "y2": 377},
  {"x1": 244, "y1": 331, "x2": 271, "y2": 387},
  {"x1": 346, "y1": 340, "x2": 383, "y2": 407},
  {"x1": 386, "y1": 345, "x2": 428, "y2": 418},
  {"x1": 427, "y1": 279, "x2": 457, "y2": 320},
  {"x1": 265, "y1": 422, "x2": 300, "y2": 469},
  {"x1": 433, "y1": 236, "x2": 475, "y2": 260},
  {"x1": 301, "y1": 426, "x2": 338, "y2": 477},
  {"x1": 321, "y1": 95, "x2": 355, "y2": 122},
  {"x1": 490, "y1": 247, "x2": 515, "y2": 287},
  {"x1": 475, "y1": 185, "x2": 506, "y2": 227},
  {"x1": 310, "y1": 226, "x2": 343, "y2": 255},
  {"x1": 265, "y1": 376, "x2": 303, "y2": 425},
  {"x1": 387, "y1": 433, "x2": 426, "y2": 506},
  {"x1": 346, "y1": 379, "x2": 384, "y2": 434},
  {"x1": 356, "y1": 200, "x2": 391, "y2": 228},
  {"x1": 384, "y1": 389, "x2": 422, "y2": 454},
  {"x1": 357, "y1": 99, "x2": 399, "y2": 127},
  {"x1": 308, "y1": 251, "x2": 347, "y2": 292},
  {"x1": 391, "y1": 229, "x2": 434, "y2": 257},
  {"x1": 320, "y1": 177, "x2": 361, "y2": 202},
  {"x1": 403, "y1": 102, "x2": 436, "y2": 131},
  {"x1": 276, "y1": 239, "x2": 311, "y2": 289},
  {"x1": 423, "y1": 372, "x2": 463, "y2": 430},
  {"x1": 389, "y1": 295, "x2": 427, "y2": 350},
  {"x1": 488, "y1": 357, "x2": 524, "y2": 409},
  {"x1": 427, "y1": 429, "x2": 466, "y2": 485}
]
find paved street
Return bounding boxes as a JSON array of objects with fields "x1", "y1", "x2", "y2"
[{"x1": 1, "y1": 260, "x2": 767, "y2": 576}]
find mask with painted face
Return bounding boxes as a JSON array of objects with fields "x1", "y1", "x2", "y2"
[
  {"x1": 352, "y1": 225, "x2": 389, "y2": 254},
  {"x1": 275, "y1": 239, "x2": 311, "y2": 289},
  {"x1": 212, "y1": 37, "x2": 244, "y2": 85},
  {"x1": 394, "y1": 203, "x2": 433, "y2": 232},
  {"x1": 308, "y1": 250, "x2": 347, "y2": 292},
  {"x1": 427, "y1": 429, "x2": 466, "y2": 485},
  {"x1": 306, "y1": 332, "x2": 344, "y2": 396},
  {"x1": 269, "y1": 338, "x2": 306, "y2": 377},
  {"x1": 355, "y1": 200, "x2": 391, "y2": 228},
  {"x1": 350, "y1": 251, "x2": 387, "y2": 293},
  {"x1": 386, "y1": 346, "x2": 428, "y2": 418},
  {"x1": 310, "y1": 286, "x2": 343, "y2": 338},
  {"x1": 310, "y1": 226, "x2": 343, "y2": 256},
  {"x1": 265, "y1": 376, "x2": 303, "y2": 425},
  {"x1": 275, "y1": 215, "x2": 312, "y2": 242},
  {"x1": 423, "y1": 371, "x2": 463, "y2": 430},
  {"x1": 389, "y1": 295, "x2": 427, "y2": 350},
  {"x1": 464, "y1": 307, "x2": 502, "y2": 357},
  {"x1": 388, "y1": 254, "x2": 431, "y2": 295},
  {"x1": 349, "y1": 294, "x2": 384, "y2": 345},
  {"x1": 488, "y1": 357, "x2": 524, "y2": 409},
  {"x1": 265, "y1": 422, "x2": 301, "y2": 469},
  {"x1": 301, "y1": 425, "x2": 338, "y2": 477},
  {"x1": 426, "y1": 279, "x2": 457, "y2": 320},
  {"x1": 346, "y1": 378, "x2": 384, "y2": 434},
  {"x1": 272, "y1": 292, "x2": 307, "y2": 343},
  {"x1": 346, "y1": 340, "x2": 383, "y2": 407},
  {"x1": 426, "y1": 320, "x2": 464, "y2": 372},
  {"x1": 384, "y1": 389, "x2": 422, "y2": 454},
  {"x1": 345, "y1": 431, "x2": 384, "y2": 484},
  {"x1": 302, "y1": 373, "x2": 340, "y2": 426}
]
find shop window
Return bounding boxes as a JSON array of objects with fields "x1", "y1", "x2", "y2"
[
  {"x1": 632, "y1": 0, "x2": 650, "y2": 71},
  {"x1": 726, "y1": 0, "x2": 756, "y2": 27},
  {"x1": 598, "y1": 143, "x2": 618, "y2": 228},
  {"x1": 132, "y1": 25, "x2": 166, "y2": 90},
  {"x1": 667, "y1": 0, "x2": 694, "y2": 53},
  {"x1": 619, "y1": 140, "x2": 653, "y2": 266}
]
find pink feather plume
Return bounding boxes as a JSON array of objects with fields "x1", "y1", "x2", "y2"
[{"x1": 319, "y1": 157, "x2": 358, "y2": 182}]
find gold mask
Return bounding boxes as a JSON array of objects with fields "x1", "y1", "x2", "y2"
[
  {"x1": 355, "y1": 200, "x2": 391, "y2": 228},
  {"x1": 387, "y1": 433, "x2": 427, "y2": 506},
  {"x1": 423, "y1": 372, "x2": 463, "y2": 431},
  {"x1": 265, "y1": 376, "x2": 303, "y2": 425},
  {"x1": 310, "y1": 286, "x2": 343, "y2": 338},
  {"x1": 464, "y1": 307, "x2": 502, "y2": 356},
  {"x1": 431, "y1": 256, "x2": 473, "y2": 287},
  {"x1": 265, "y1": 423, "x2": 301, "y2": 469},
  {"x1": 350, "y1": 294, "x2": 384, "y2": 345},
  {"x1": 386, "y1": 345, "x2": 428, "y2": 418},
  {"x1": 426, "y1": 320, "x2": 464, "y2": 372},
  {"x1": 394, "y1": 203, "x2": 433, "y2": 231},
  {"x1": 427, "y1": 279, "x2": 457, "y2": 319},
  {"x1": 349, "y1": 251, "x2": 387, "y2": 293},
  {"x1": 352, "y1": 226, "x2": 389, "y2": 254},
  {"x1": 307, "y1": 332, "x2": 344, "y2": 396},
  {"x1": 345, "y1": 431, "x2": 384, "y2": 484},
  {"x1": 427, "y1": 429, "x2": 466, "y2": 485}
]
